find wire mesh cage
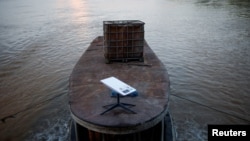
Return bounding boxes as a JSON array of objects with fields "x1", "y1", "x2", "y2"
[{"x1": 103, "y1": 20, "x2": 145, "y2": 63}]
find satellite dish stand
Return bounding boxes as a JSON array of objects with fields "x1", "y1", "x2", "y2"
[{"x1": 100, "y1": 77, "x2": 137, "y2": 115}]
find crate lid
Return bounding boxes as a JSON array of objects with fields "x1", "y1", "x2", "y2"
[{"x1": 103, "y1": 20, "x2": 145, "y2": 25}]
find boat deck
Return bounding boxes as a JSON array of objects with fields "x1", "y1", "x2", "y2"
[{"x1": 69, "y1": 36, "x2": 170, "y2": 134}]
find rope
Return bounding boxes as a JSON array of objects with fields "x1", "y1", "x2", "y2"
[
  {"x1": 171, "y1": 94, "x2": 250, "y2": 123},
  {"x1": 1, "y1": 92, "x2": 67, "y2": 123}
]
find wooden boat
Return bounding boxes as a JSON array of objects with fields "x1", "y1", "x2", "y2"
[{"x1": 68, "y1": 36, "x2": 173, "y2": 141}]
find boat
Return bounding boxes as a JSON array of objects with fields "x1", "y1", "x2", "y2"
[{"x1": 68, "y1": 35, "x2": 174, "y2": 141}]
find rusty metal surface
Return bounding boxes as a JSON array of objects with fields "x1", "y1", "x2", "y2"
[{"x1": 68, "y1": 36, "x2": 170, "y2": 134}]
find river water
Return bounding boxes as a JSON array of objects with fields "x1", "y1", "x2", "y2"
[{"x1": 0, "y1": 0, "x2": 249, "y2": 140}]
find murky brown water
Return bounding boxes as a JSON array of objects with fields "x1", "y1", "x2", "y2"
[{"x1": 0, "y1": 0, "x2": 249, "y2": 140}]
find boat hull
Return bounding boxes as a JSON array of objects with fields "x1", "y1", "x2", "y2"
[{"x1": 69, "y1": 36, "x2": 172, "y2": 140}]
